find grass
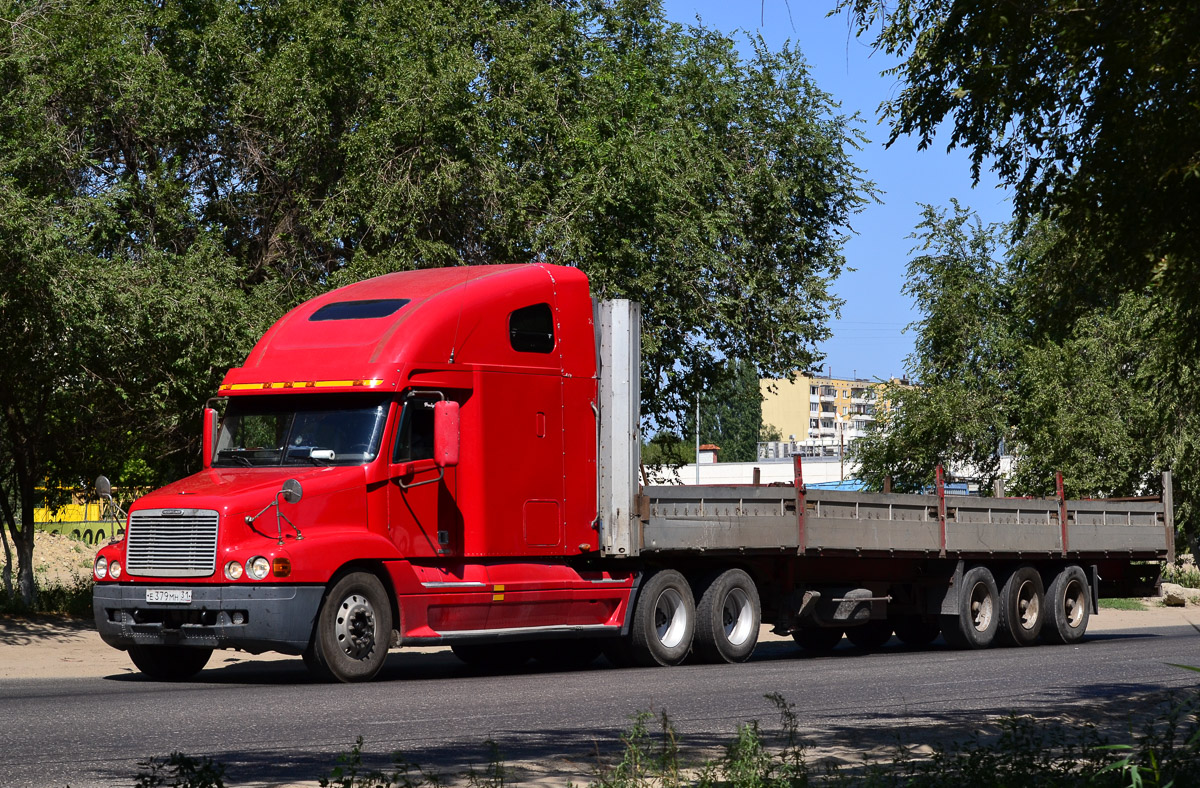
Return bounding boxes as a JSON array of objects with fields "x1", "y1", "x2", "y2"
[
  {"x1": 116, "y1": 688, "x2": 1200, "y2": 788},
  {"x1": 0, "y1": 578, "x2": 93, "y2": 616},
  {"x1": 1099, "y1": 597, "x2": 1146, "y2": 611}
]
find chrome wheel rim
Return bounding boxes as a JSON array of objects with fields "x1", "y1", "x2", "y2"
[
  {"x1": 722, "y1": 588, "x2": 754, "y2": 646},
  {"x1": 1063, "y1": 579, "x2": 1086, "y2": 628},
  {"x1": 969, "y1": 582, "x2": 994, "y2": 632},
  {"x1": 1016, "y1": 579, "x2": 1041, "y2": 631},
  {"x1": 654, "y1": 588, "x2": 687, "y2": 648},
  {"x1": 335, "y1": 593, "x2": 377, "y2": 660}
]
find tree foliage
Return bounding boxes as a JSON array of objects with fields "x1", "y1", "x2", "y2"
[
  {"x1": 0, "y1": 0, "x2": 871, "y2": 603},
  {"x1": 852, "y1": 203, "x2": 1198, "y2": 548},
  {"x1": 838, "y1": 0, "x2": 1200, "y2": 326}
]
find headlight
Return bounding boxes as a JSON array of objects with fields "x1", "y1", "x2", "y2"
[
  {"x1": 247, "y1": 556, "x2": 271, "y2": 580},
  {"x1": 109, "y1": 561, "x2": 122, "y2": 579},
  {"x1": 94, "y1": 555, "x2": 108, "y2": 579},
  {"x1": 225, "y1": 561, "x2": 244, "y2": 580}
]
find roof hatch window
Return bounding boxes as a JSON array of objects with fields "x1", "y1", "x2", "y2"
[
  {"x1": 310, "y1": 298, "x2": 410, "y2": 321},
  {"x1": 509, "y1": 303, "x2": 555, "y2": 353}
]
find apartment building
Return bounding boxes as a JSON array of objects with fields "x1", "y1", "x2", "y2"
[{"x1": 759, "y1": 373, "x2": 888, "y2": 452}]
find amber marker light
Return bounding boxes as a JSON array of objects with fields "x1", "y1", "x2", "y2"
[{"x1": 272, "y1": 557, "x2": 292, "y2": 578}]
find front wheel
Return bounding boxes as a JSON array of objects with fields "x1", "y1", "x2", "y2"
[
  {"x1": 628, "y1": 570, "x2": 696, "y2": 666},
  {"x1": 128, "y1": 645, "x2": 212, "y2": 681},
  {"x1": 307, "y1": 571, "x2": 393, "y2": 682}
]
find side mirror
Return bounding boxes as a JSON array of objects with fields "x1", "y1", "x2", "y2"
[
  {"x1": 280, "y1": 478, "x2": 303, "y2": 504},
  {"x1": 96, "y1": 475, "x2": 112, "y2": 500},
  {"x1": 433, "y1": 401, "x2": 460, "y2": 468},
  {"x1": 202, "y1": 407, "x2": 218, "y2": 469}
]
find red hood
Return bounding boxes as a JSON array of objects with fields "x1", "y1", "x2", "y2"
[{"x1": 132, "y1": 466, "x2": 367, "y2": 521}]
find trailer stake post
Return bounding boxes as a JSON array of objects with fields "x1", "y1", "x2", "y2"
[{"x1": 795, "y1": 453, "x2": 806, "y2": 555}]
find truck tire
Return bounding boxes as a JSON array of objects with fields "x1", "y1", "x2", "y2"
[
  {"x1": 792, "y1": 626, "x2": 843, "y2": 653},
  {"x1": 846, "y1": 619, "x2": 893, "y2": 650},
  {"x1": 308, "y1": 571, "x2": 392, "y2": 682},
  {"x1": 891, "y1": 615, "x2": 940, "y2": 647},
  {"x1": 128, "y1": 645, "x2": 212, "y2": 681},
  {"x1": 997, "y1": 565, "x2": 1045, "y2": 646},
  {"x1": 693, "y1": 568, "x2": 761, "y2": 663},
  {"x1": 1043, "y1": 565, "x2": 1090, "y2": 645},
  {"x1": 940, "y1": 566, "x2": 999, "y2": 649},
  {"x1": 629, "y1": 569, "x2": 695, "y2": 666}
]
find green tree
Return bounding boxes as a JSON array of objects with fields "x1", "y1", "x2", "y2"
[
  {"x1": 838, "y1": 0, "x2": 1200, "y2": 328},
  {"x1": 851, "y1": 202, "x2": 1014, "y2": 492},
  {"x1": 0, "y1": 0, "x2": 872, "y2": 604}
]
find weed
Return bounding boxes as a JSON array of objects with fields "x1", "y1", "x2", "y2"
[
  {"x1": 319, "y1": 736, "x2": 441, "y2": 788},
  {"x1": 133, "y1": 752, "x2": 225, "y2": 788},
  {"x1": 1163, "y1": 564, "x2": 1200, "y2": 589}
]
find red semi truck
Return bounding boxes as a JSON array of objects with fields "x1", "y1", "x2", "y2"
[{"x1": 91, "y1": 264, "x2": 1173, "y2": 681}]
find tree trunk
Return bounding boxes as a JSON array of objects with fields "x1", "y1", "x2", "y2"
[
  {"x1": 0, "y1": 486, "x2": 16, "y2": 599},
  {"x1": 13, "y1": 496, "x2": 37, "y2": 608},
  {"x1": 0, "y1": 521, "x2": 12, "y2": 600}
]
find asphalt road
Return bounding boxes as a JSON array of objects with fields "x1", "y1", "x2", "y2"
[{"x1": 4, "y1": 622, "x2": 1199, "y2": 788}]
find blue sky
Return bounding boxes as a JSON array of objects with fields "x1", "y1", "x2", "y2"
[{"x1": 661, "y1": 1, "x2": 1012, "y2": 382}]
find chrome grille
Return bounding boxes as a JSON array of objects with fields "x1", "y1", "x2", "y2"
[{"x1": 126, "y1": 509, "x2": 219, "y2": 578}]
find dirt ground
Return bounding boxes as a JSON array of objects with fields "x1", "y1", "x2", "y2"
[{"x1": 0, "y1": 529, "x2": 97, "y2": 589}]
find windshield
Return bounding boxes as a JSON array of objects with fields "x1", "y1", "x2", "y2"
[{"x1": 213, "y1": 394, "x2": 389, "y2": 467}]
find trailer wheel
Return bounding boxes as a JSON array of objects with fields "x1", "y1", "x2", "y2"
[
  {"x1": 792, "y1": 626, "x2": 843, "y2": 653},
  {"x1": 940, "y1": 566, "x2": 999, "y2": 649},
  {"x1": 308, "y1": 571, "x2": 392, "y2": 682},
  {"x1": 629, "y1": 570, "x2": 695, "y2": 666},
  {"x1": 891, "y1": 615, "x2": 940, "y2": 647},
  {"x1": 128, "y1": 645, "x2": 212, "y2": 681},
  {"x1": 693, "y1": 568, "x2": 760, "y2": 663},
  {"x1": 998, "y1": 566, "x2": 1045, "y2": 646},
  {"x1": 846, "y1": 619, "x2": 893, "y2": 650},
  {"x1": 1043, "y1": 565, "x2": 1090, "y2": 645}
]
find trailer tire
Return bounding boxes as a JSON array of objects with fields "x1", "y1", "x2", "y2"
[
  {"x1": 891, "y1": 615, "x2": 940, "y2": 647},
  {"x1": 1043, "y1": 565, "x2": 1090, "y2": 645},
  {"x1": 846, "y1": 619, "x2": 893, "y2": 650},
  {"x1": 693, "y1": 569, "x2": 760, "y2": 663},
  {"x1": 308, "y1": 571, "x2": 392, "y2": 682},
  {"x1": 792, "y1": 626, "x2": 843, "y2": 653},
  {"x1": 629, "y1": 570, "x2": 695, "y2": 666},
  {"x1": 997, "y1": 565, "x2": 1045, "y2": 646},
  {"x1": 940, "y1": 566, "x2": 999, "y2": 649},
  {"x1": 128, "y1": 645, "x2": 212, "y2": 681}
]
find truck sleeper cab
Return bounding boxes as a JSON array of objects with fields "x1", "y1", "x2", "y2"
[{"x1": 92, "y1": 264, "x2": 1171, "y2": 682}]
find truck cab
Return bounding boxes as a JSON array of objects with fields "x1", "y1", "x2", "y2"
[{"x1": 93, "y1": 264, "x2": 633, "y2": 682}]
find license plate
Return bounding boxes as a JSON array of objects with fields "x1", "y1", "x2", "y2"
[{"x1": 146, "y1": 589, "x2": 192, "y2": 604}]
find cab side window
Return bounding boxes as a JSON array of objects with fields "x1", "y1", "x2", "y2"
[
  {"x1": 509, "y1": 303, "x2": 554, "y2": 354},
  {"x1": 392, "y1": 396, "x2": 437, "y2": 462}
]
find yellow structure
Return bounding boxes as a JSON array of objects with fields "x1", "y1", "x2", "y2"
[{"x1": 760, "y1": 373, "x2": 891, "y2": 447}]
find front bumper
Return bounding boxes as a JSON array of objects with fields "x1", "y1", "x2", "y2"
[{"x1": 93, "y1": 583, "x2": 324, "y2": 655}]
